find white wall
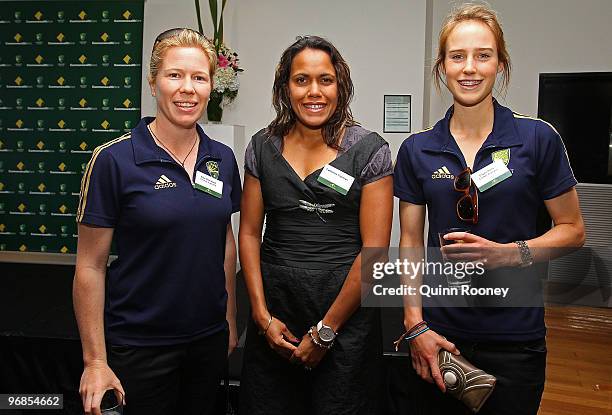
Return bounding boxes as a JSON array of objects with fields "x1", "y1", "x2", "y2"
[
  {"x1": 141, "y1": 0, "x2": 202, "y2": 115},
  {"x1": 142, "y1": 0, "x2": 427, "y2": 140},
  {"x1": 142, "y1": 0, "x2": 428, "y2": 245},
  {"x1": 427, "y1": 0, "x2": 612, "y2": 124}
]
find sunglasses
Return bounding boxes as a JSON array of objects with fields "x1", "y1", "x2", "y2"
[
  {"x1": 153, "y1": 28, "x2": 204, "y2": 47},
  {"x1": 454, "y1": 167, "x2": 478, "y2": 224}
]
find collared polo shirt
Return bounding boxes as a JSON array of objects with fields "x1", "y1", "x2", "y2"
[
  {"x1": 77, "y1": 117, "x2": 241, "y2": 346},
  {"x1": 394, "y1": 100, "x2": 577, "y2": 341}
]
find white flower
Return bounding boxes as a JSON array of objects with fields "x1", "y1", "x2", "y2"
[{"x1": 213, "y1": 67, "x2": 239, "y2": 93}]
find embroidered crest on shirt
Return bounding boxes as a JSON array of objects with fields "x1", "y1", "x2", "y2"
[
  {"x1": 491, "y1": 149, "x2": 510, "y2": 166},
  {"x1": 431, "y1": 166, "x2": 455, "y2": 179},
  {"x1": 206, "y1": 161, "x2": 219, "y2": 179}
]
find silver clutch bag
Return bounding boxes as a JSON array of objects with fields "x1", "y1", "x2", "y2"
[{"x1": 438, "y1": 350, "x2": 497, "y2": 413}]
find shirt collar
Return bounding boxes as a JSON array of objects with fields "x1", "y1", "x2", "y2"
[
  {"x1": 132, "y1": 117, "x2": 221, "y2": 165},
  {"x1": 423, "y1": 99, "x2": 522, "y2": 152}
]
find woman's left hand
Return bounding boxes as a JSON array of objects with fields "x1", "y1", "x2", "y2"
[
  {"x1": 441, "y1": 232, "x2": 520, "y2": 269},
  {"x1": 227, "y1": 320, "x2": 238, "y2": 356},
  {"x1": 289, "y1": 332, "x2": 329, "y2": 370}
]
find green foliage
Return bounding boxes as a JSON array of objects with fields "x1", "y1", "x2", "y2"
[{"x1": 196, "y1": 0, "x2": 227, "y2": 52}]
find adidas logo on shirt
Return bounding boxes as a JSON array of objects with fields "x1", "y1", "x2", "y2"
[
  {"x1": 431, "y1": 166, "x2": 455, "y2": 179},
  {"x1": 154, "y1": 174, "x2": 177, "y2": 189}
]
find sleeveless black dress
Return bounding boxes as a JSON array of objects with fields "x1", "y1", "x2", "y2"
[{"x1": 239, "y1": 127, "x2": 390, "y2": 415}]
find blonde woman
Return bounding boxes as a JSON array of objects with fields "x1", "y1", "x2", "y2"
[
  {"x1": 394, "y1": 5, "x2": 584, "y2": 414},
  {"x1": 73, "y1": 29, "x2": 241, "y2": 415}
]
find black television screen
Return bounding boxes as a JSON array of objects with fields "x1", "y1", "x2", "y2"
[{"x1": 538, "y1": 72, "x2": 612, "y2": 184}]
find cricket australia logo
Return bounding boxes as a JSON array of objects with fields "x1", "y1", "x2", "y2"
[
  {"x1": 154, "y1": 174, "x2": 177, "y2": 189},
  {"x1": 431, "y1": 166, "x2": 455, "y2": 179},
  {"x1": 491, "y1": 149, "x2": 510, "y2": 166},
  {"x1": 206, "y1": 161, "x2": 219, "y2": 179}
]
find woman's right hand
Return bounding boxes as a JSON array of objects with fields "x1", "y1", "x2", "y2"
[
  {"x1": 79, "y1": 360, "x2": 125, "y2": 415},
  {"x1": 262, "y1": 317, "x2": 299, "y2": 360},
  {"x1": 408, "y1": 330, "x2": 460, "y2": 392}
]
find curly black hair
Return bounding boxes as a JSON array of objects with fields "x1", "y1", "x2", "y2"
[{"x1": 268, "y1": 36, "x2": 357, "y2": 148}]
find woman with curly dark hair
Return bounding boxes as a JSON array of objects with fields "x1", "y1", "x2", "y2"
[{"x1": 239, "y1": 36, "x2": 393, "y2": 414}]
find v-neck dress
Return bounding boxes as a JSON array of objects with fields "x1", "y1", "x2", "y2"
[{"x1": 239, "y1": 126, "x2": 392, "y2": 415}]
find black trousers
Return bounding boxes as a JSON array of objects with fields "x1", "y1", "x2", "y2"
[
  {"x1": 401, "y1": 338, "x2": 547, "y2": 415},
  {"x1": 108, "y1": 329, "x2": 228, "y2": 415}
]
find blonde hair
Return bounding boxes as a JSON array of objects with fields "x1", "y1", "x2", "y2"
[
  {"x1": 433, "y1": 3, "x2": 511, "y2": 93},
  {"x1": 148, "y1": 28, "x2": 217, "y2": 84}
]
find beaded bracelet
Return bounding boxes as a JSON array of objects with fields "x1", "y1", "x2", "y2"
[{"x1": 308, "y1": 326, "x2": 332, "y2": 349}]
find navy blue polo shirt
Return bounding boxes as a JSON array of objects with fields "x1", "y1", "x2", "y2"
[
  {"x1": 77, "y1": 117, "x2": 241, "y2": 346},
  {"x1": 394, "y1": 100, "x2": 577, "y2": 342}
]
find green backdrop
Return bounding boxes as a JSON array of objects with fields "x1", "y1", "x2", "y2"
[{"x1": 0, "y1": 0, "x2": 143, "y2": 254}]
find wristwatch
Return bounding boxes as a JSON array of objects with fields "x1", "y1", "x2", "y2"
[
  {"x1": 515, "y1": 240, "x2": 533, "y2": 267},
  {"x1": 316, "y1": 321, "x2": 337, "y2": 347}
]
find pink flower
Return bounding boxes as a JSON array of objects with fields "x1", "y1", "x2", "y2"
[{"x1": 218, "y1": 55, "x2": 229, "y2": 68}]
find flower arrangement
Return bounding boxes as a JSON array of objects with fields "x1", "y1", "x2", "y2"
[
  {"x1": 211, "y1": 43, "x2": 243, "y2": 105},
  {"x1": 195, "y1": 0, "x2": 244, "y2": 122}
]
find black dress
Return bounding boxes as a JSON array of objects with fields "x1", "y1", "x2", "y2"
[{"x1": 239, "y1": 126, "x2": 392, "y2": 415}]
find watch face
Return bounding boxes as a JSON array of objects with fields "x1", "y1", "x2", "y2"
[{"x1": 318, "y1": 326, "x2": 335, "y2": 343}]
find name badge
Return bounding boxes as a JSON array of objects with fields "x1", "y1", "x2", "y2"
[
  {"x1": 194, "y1": 171, "x2": 223, "y2": 198},
  {"x1": 471, "y1": 159, "x2": 512, "y2": 192},
  {"x1": 317, "y1": 164, "x2": 355, "y2": 195}
]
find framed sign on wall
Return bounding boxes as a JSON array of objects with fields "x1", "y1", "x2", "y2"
[{"x1": 383, "y1": 94, "x2": 411, "y2": 133}]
